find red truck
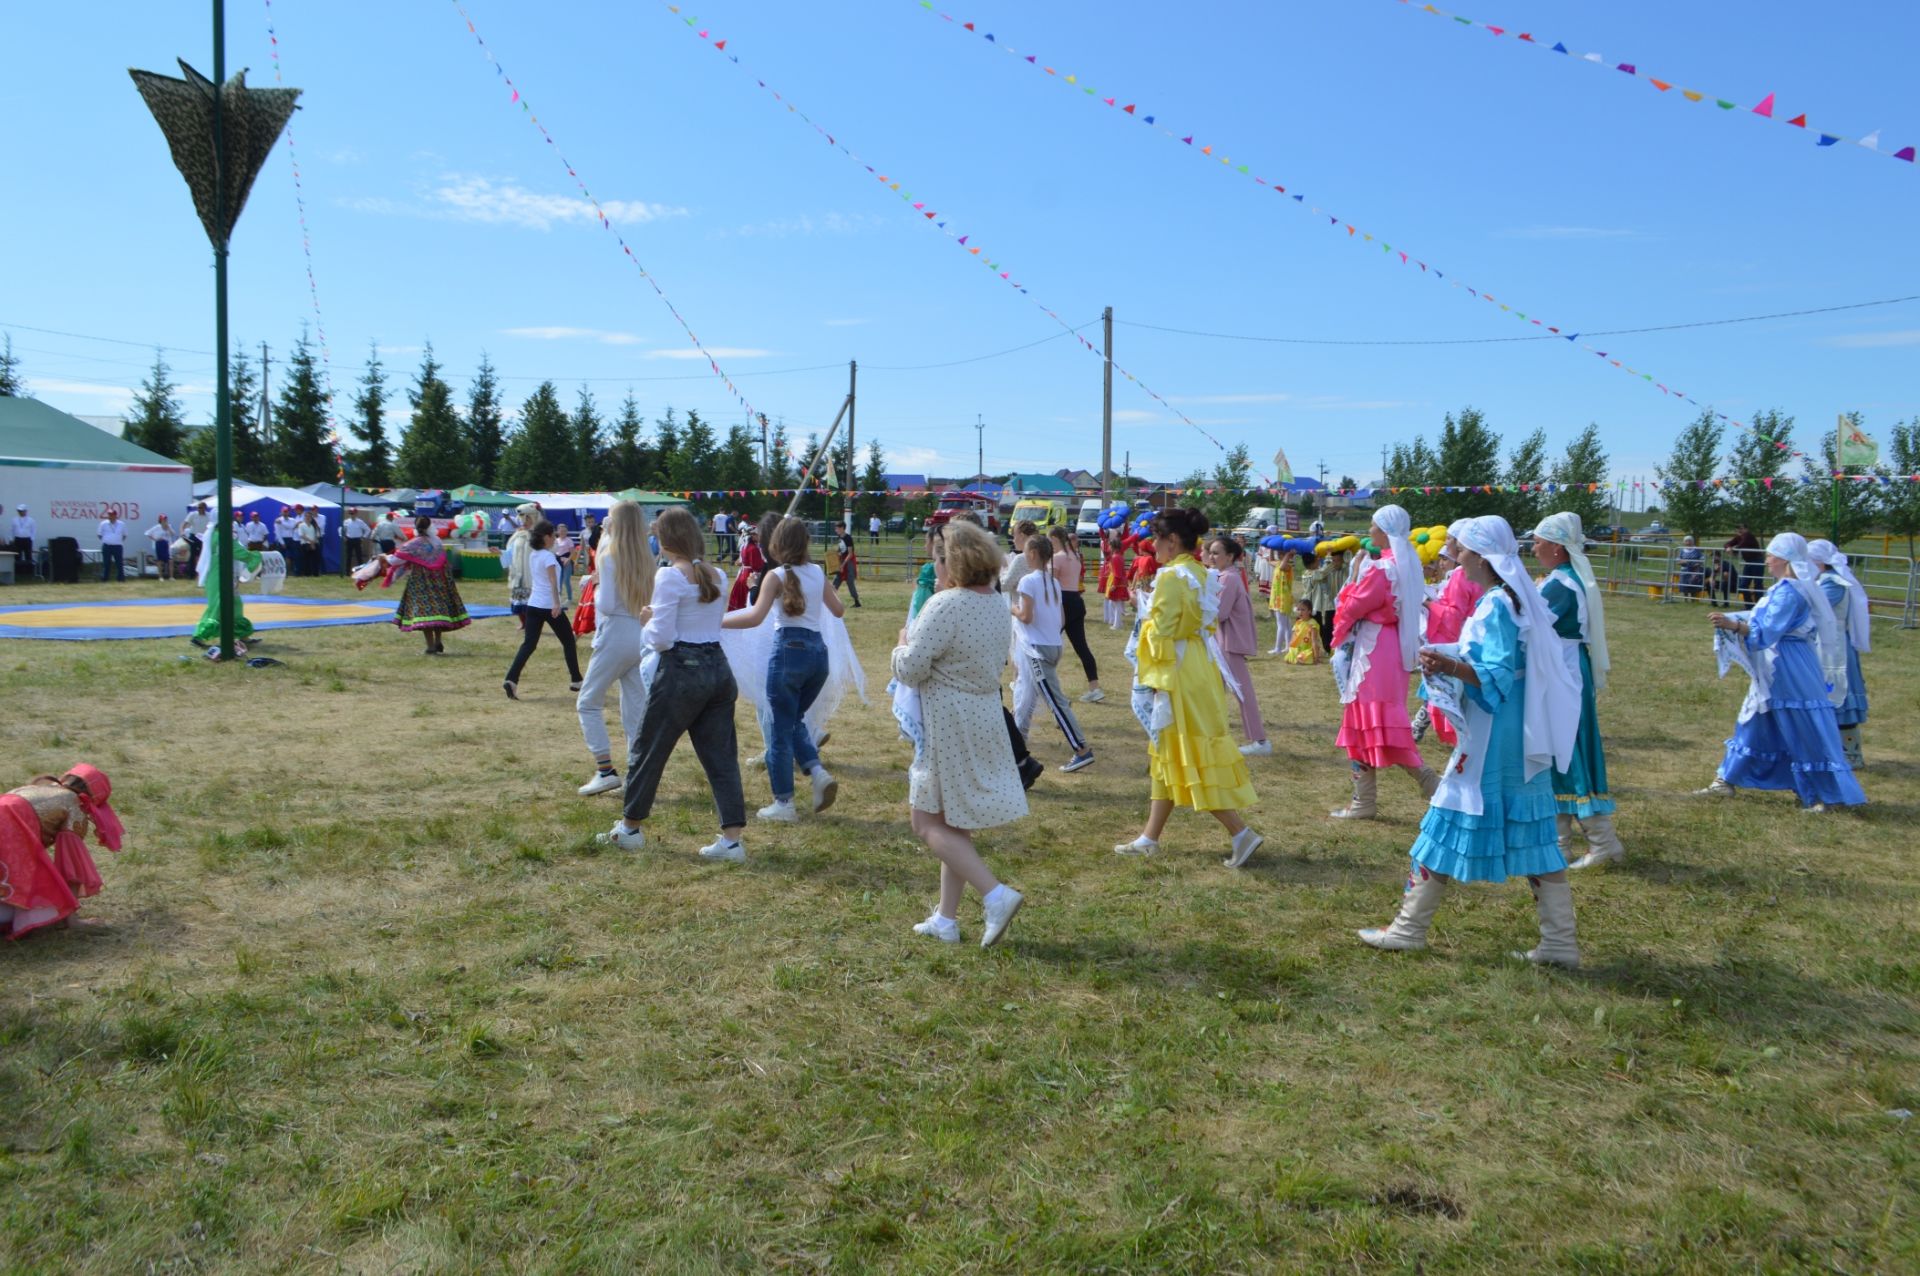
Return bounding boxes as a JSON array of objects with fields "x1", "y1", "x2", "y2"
[{"x1": 924, "y1": 489, "x2": 1001, "y2": 534}]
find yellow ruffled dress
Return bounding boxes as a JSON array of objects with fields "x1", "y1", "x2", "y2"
[{"x1": 1137, "y1": 555, "x2": 1258, "y2": 811}]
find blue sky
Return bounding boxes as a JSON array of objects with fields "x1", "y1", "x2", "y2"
[{"x1": 4, "y1": 0, "x2": 1916, "y2": 486}]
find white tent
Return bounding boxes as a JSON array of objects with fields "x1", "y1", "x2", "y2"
[{"x1": 0, "y1": 396, "x2": 192, "y2": 554}]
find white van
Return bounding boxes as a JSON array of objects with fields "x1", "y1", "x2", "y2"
[{"x1": 1075, "y1": 498, "x2": 1105, "y2": 542}]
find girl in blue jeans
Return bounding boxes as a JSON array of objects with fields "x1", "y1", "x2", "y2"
[{"x1": 723, "y1": 516, "x2": 848, "y2": 821}]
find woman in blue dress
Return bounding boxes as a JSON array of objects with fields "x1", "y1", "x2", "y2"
[
  {"x1": 1531, "y1": 512, "x2": 1624, "y2": 870},
  {"x1": 1808, "y1": 539, "x2": 1869, "y2": 768},
  {"x1": 1698, "y1": 533, "x2": 1864, "y2": 811},
  {"x1": 1358, "y1": 516, "x2": 1586, "y2": 967}
]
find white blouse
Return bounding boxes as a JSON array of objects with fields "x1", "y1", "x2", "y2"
[{"x1": 643, "y1": 563, "x2": 728, "y2": 650}]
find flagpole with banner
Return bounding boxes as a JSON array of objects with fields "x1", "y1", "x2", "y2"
[{"x1": 1835, "y1": 411, "x2": 1880, "y2": 541}]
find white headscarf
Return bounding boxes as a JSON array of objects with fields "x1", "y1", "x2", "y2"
[
  {"x1": 1807, "y1": 538, "x2": 1871, "y2": 654},
  {"x1": 1765, "y1": 533, "x2": 1847, "y2": 705},
  {"x1": 1458, "y1": 515, "x2": 1580, "y2": 779},
  {"x1": 1441, "y1": 517, "x2": 1472, "y2": 564},
  {"x1": 1370, "y1": 504, "x2": 1424, "y2": 672},
  {"x1": 1532, "y1": 511, "x2": 1610, "y2": 691}
]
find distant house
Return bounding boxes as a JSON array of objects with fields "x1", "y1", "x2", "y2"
[
  {"x1": 1001, "y1": 472, "x2": 1077, "y2": 507},
  {"x1": 1053, "y1": 468, "x2": 1100, "y2": 494},
  {"x1": 881, "y1": 472, "x2": 929, "y2": 495},
  {"x1": 962, "y1": 480, "x2": 1006, "y2": 502}
]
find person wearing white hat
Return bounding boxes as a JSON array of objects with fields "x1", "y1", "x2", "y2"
[
  {"x1": 1327, "y1": 505, "x2": 1440, "y2": 819},
  {"x1": 1358, "y1": 515, "x2": 1586, "y2": 966},
  {"x1": 1699, "y1": 532, "x2": 1864, "y2": 810},
  {"x1": 1808, "y1": 539, "x2": 1870, "y2": 767},
  {"x1": 9, "y1": 504, "x2": 36, "y2": 579},
  {"x1": 1532, "y1": 511, "x2": 1625, "y2": 869}
]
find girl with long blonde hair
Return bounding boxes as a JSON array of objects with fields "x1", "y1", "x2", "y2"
[
  {"x1": 574, "y1": 501, "x2": 658, "y2": 795},
  {"x1": 598, "y1": 506, "x2": 748, "y2": 861}
]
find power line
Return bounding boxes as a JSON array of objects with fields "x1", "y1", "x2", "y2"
[{"x1": 1114, "y1": 293, "x2": 1920, "y2": 347}]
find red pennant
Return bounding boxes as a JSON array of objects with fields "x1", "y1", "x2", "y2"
[
  {"x1": 1787, "y1": 113, "x2": 1807, "y2": 128},
  {"x1": 1122, "y1": 103, "x2": 1136, "y2": 114},
  {"x1": 713, "y1": 39, "x2": 726, "y2": 50},
  {"x1": 963, "y1": 21, "x2": 973, "y2": 30}
]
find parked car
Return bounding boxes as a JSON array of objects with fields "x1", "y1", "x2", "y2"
[
  {"x1": 885, "y1": 514, "x2": 907, "y2": 534},
  {"x1": 1232, "y1": 506, "x2": 1286, "y2": 541},
  {"x1": 1075, "y1": 498, "x2": 1106, "y2": 543},
  {"x1": 1009, "y1": 498, "x2": 1070, "y2": 536}
]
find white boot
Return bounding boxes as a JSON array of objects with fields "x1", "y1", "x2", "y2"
[
  {"x1": 1515, "y1": 878, "x2": 1581, "y2": 968},
  {"x1": 1409, "y1": 764, "x2": 1441, "y2": 801},
  {"x1": 1692, "y1": 776, "x2": 1735, "y2": 797},
  {"x1": 1567, "y1": 815, "x2": 1625, "y2": 871},
  {"x1": 1555, "y1": 813, "x2": 1579, "y2": 857},
  {"x1": 1330, "y1": 764, "x2": 1378, "y2": 820},
  {"x1": 1840, "y1": 726, "x2": 1864, "y2": 769},
  {"x1": 1358, "y1": 872, "x2": 1447, "y2": 952}
]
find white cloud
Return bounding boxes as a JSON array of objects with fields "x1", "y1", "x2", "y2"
[
  {"x1": 28, "y1": 377, "x2": 139, "y2": 408},
  {"x1": 643, "y1": 347, "x2": 775, "y2": 360},
  {"x1": 326, "y1": 146, "x2": 366, "y2": 165},
  {"x1": 343, "y1": 173, "x2": 688, "y2": 232},
  {"x1": 501, "y1": 326, "x2": 647, "y2": 346},
  {"x1": 1819, "y1": 329, "x2": 1920, "y2": 349},
  {"x1": 886, "y1": 445, "x2": 947, "y2": 471},
  {"x1": 1498, "y1": 226, "x2": 1638, "y2": 240},
  {"x1": 1111, "y1": 409, "x2": 1159, "y2": 424}
]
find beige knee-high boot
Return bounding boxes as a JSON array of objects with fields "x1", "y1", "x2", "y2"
[
  {"x1": 1515, "y1": 878, "x2": 1581, "y2": 968},
  {"x1": 1555, "y1": 813, "x2": 1579, "y2": 857},
  {"x1": 1840, "y1": 726, "x2": 1865, "y2": 769},
  {"x1": 1358, "y1": 872, "x2": 1448, "y2": 951},
  {"x1": 1409, "y1": 763, "x2": 1441, "y2": 800},
  {"x1": 1330, "y1": 764, "x2": 1378, "y2": 820},
  {"x1": 1568, "y1": 815, "x2": 1625, "y2": 870}
]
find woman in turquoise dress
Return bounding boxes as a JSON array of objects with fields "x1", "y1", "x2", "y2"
[
  {"x1": 1531, "y1": 512, "x2": 1624, "y2": 870},
  {"x1": 1699, "y1": 534, "x2": 1865, "y2": 810},
  {"x1": 1358, "y1": 515, "x2": 1586, "y2": 967},
  {"x1": 1808, "y1": 539, "x2": 1869, "y2": 768}
]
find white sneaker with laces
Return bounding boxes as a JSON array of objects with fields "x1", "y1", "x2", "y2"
[
  {"x1": 1078, "y1": 688, "x2": 1105, "y2": 703},
  {"x1": 577, "y1": 771, "x2": 621, "y2": 797},
  {"x1": 757, "y1": 799, "x2": 800, "y2": 822},
  {"x1": 810, "y1": 768, "x2": 839, "y2": 814},
  {"x1": 1239, "y1": 741, "x2": 1273, "y2": 757},
  {"x1": 1113, "y1": 836, "x2": 1160, "y2": 857},
  {"x1": 596, "y1": 821, "x2": 646, "y2": 851},
  {"x1": 911, "y1": 911, "x2": 962, "y2": 943},
  {"x1": 980, "y1": 885, "x2": 1024, "y2": 948},
  {"x1": 1060, "y1": 751, "x2": 1096, "y2": 773},
  {"x1": 698, "y1": 837, "x2": 746, "y2": 862},
  {"x1": 1224, "y1": 827, "x2": 1264, "y2": 869}
]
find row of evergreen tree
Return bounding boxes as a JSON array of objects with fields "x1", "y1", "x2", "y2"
[{"x1": 45, "y1": 336, "x2": 894, "y2": 519}]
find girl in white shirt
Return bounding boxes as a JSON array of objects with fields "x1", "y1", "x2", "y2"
[
  {"x1": 599, "y1": 507, "x2": 747, "y2": 861},
  {"x1": 574, "y1": 501, "x2": 657, "y2": 796},
  {"x1": 722, "y1": 516, "x2": 845, "y2": 821},
  {"x1": 1011, "y1": 533, "x2": 1095, "y2": 772},
  {"x1": 502, "y1": 521, "x2": 584, "y2": 699}
]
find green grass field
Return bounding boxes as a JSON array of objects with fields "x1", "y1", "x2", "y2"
[{"x1": 2, "y1": 569, "x2": 1915, "y2": 1272}]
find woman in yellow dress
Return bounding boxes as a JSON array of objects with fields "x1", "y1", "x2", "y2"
[
  {"x1": 1266, "y1": 547, "x2": 1296, "y2": 654},
  {"x1": 1115, "y1": 508, "x2": 1266, "y2": 868},
  {"x1": 1284, "y1": 599, "x2": 1324, "y2": 665}
]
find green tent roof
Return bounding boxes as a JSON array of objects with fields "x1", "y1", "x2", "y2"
[
  {"x1": 612, "y1": 487, "x2": 680, "y2": 504},
  {"x1": 0, "y1": 395, "x2": 190, "y2": 468},
  {"x1": 447, "y1": 483, "x2": 521, "y2": 507}
]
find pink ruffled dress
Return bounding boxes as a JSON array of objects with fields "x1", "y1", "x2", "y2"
[{"x1": 1331, "y1": 559, "x2": 1425, "y2": 770}]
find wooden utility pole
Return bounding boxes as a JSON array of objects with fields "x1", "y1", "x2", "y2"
[
  {"x1": 1101, "y1": 305, "x2": 1114, "y2": 501},
  {"x1": 844, "y1": 360, "x2": 856, "y2": 534}
]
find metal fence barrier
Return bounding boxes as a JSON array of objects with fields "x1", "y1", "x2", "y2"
[{"x1": 1584, "y1": 543, "x2": 1918, "y2": 629}]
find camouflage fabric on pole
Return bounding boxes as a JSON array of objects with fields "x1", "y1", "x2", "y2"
[{"x1": 129, "y1": 61, "x2": 300, "y2": 249}]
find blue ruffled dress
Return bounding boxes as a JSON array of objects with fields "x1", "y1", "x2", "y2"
[
  {"x1": 1719, "y1": 582, "x2": 1865, "y2": 807},
  {"x1": 1409, "y1": 596, "x2": 1564, "y2": 883},
  {"x1": 1818, "y1": 573, "x2": 1869, "y2": 729},
  {"x1": 1541, "y1": 567, "x2": 1614, "y2": 819}
]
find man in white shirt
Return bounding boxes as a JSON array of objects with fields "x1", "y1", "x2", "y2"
[
  {"x1": 98, "y1": 508, "x2": 128, "y2": 582},
  {"x1": 373, "y1": 510, "x2": 401, "y2": 554},
  {"x1": 145, "y1": 513, "x2": 175, "y2": 580},
  {"x1": 9, "y1": 504, "x2": 35, "y2": 580},
  {"x1": 340, "y1": 508, "x2": 372, "y2": 571},
  {"x1": 712, "y1": 509, "x2": 731, "y2": 563},
  {"x1": 241, "y1": 511, "x2": 270, "y2": 550},
  {"x1": 495, "y1": 510, "x2": 517, "y2": 537},
  {"x1": 868, "y1": 513, "x2": 882, "y2": 546},
  {"x1": 273, "y1": 508, "x2": 300, "y2": 556}
]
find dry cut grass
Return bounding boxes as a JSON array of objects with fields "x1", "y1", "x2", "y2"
[{"x1": 1, "y1": 570, "x2": 1917, "y2": 1272}]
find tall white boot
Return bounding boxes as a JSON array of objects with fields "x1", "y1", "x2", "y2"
[
  {"x1": 1555, "y1": 813, "x2": 1579, "y2": 857},
  {"x1": 1359, "y1": 871, "x2": 1447, "y2": 951},
  {"x1": 1840, "y1": 725, "x2": 1864, "y2": 769},
  {"x1": 1409, "y1": 764, "x2": 1441, "y2": 801},
  {"x1": 1330, "y1": 764, "x2": 1378, "y2": 820},
  {"x1": 1515, "y1": 878, "x2": 1581, "y2": 968},
  {"x1": 1568, "y1": 814, "x2": 1625, "y2": 871}
]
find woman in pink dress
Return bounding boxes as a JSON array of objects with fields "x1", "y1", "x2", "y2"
[
  {"x1": 1329, "y1": 504, "x2": 1439, "y2": 819},
  {"x1": 1413, "y1": 519, "x2": 1484, "y2": 751},
  {"x1": 1205, "y1": 536, "x2": 1269, "y2": 757}
]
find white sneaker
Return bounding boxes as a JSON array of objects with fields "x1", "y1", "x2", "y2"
[
  {"x1": 698, "y1": 837, "x2": 746, "y2": 862},
  {"x1": 595, "y1": 821, "x2": 645, "y2": 851},
  {"x1": 1113, "y1": 836, "x2": 1159, "y2": 857},
  {"x1": 1224, "y1": 827, "x2": 1264, "y2": 869},
  {"x1": 980, "y1": 885, "x2": 1024, "y2": 948},
  {"x1": 577, "y1": 771, "x2": 621, "y2": 797},
  {"x1": 745, "y1": 754, "x2": 766, "y2": 770},
  {"x1": 1078, "y1": 688, "x2": 1105, "y2": 703},
  {"x1": 810, "y1": 768, "x2": 839, "y2": 814},
  {"x1": 911, "y1": 911, "x2": 962, "y2": 943},
  {"x1": 1239, "y1": 741, "x2": 1273, "y2": 757},
  {"x1": 757, "y1": 799, "x2": 799, "y2": 822}
]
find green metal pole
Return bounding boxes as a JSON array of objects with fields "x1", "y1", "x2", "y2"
[{"x1": 212, "y1": 0, "x2": 235, "y2": 655}]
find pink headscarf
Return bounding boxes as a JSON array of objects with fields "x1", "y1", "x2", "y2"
[{"x1": 63, "y1": 764, "x2": 124, "y2": 852}]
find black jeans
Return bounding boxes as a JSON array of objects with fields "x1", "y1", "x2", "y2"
[
  {"x1": 1316, "y1": 609, "x2": 1335, "y2": 653},
  {"x1": 505, "y1": 607, "x2": 583, "y2": 685},
  {"x1": 100, "y1": 544, "x2": 124, "y2": 581},
  {"x1": 8, "y1": 538, "x2": 31, "y2": 578},
  {"x1": 623, "y1": 642, "x2": 746, "y2": 828},
  {"x1": 1060, "y1": 590, "x2": 1098, "y2": 683}
]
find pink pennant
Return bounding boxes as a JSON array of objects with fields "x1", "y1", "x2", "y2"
[{"x1": 1752, "y1": 92, "x2": 1776, "y2": 118}]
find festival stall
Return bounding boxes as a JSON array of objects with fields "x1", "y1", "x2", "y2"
[
  {"x1": 0, "y1": 397, "x2": 192, "y2": 573},
  {"x1": 227, "y1": 485, "x2": 344, "y2": 573}
]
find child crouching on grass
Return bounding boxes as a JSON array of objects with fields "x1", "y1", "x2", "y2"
[{"x1": 1284, "y1": 599, "x2": 1325, "y2": 665}]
